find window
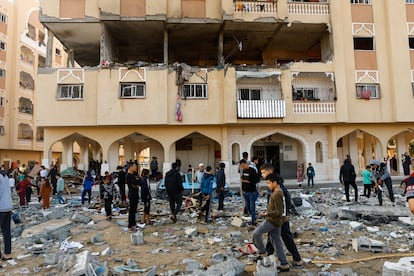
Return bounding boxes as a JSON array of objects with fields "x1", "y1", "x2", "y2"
[
  {"x1": 356, "y1": 84, "x2": 380, "y2": 99},
  {"x1": 0, "y1": 42, "x2": 5, "y2": 51},
  {"x1": 58, "y1": 84, "x2": 84, "y2": 100},
  {"x1": 119, "y1": 83, "x2": 145, "y2": 98},
  {"x1": 238, "y1": 88, "x2": 261, "y2": 100},
  {"x1": 183, "y1": 84, "x2": 208, "y2": 99},
  {"x1": 26, "y1": 24, "x2": 36, "y2": 40},
  {"x1": 407, "y1": 0, "x2": 414, "y2": 3},
  {"x1": 354, "y1": 37, "x2": 374, "y2": 50},
  {"x1": 293, "y1": 88, "x2": 318, "y2": 101},
  {"x1": 0, "y1": 96, "x2": 4, "y2": 106},
  {"x1": 55, "y1": 48, "x2": 61, "y2": 56},
  {"x1": 350, "y1": 0, "x2": 371, "y2": 4},
  {"x1": 0, "y1": 13, "x2": 7, "y2": 24},
  {"x1": 0, "y1": 126, "x2": 4, "y2": 136},
  {"x1": 409, "y1": 38, "x2": 414, "y2": 49},
  {"x1": 0, "y1": 69, "x2": 5, "y2": 78}
]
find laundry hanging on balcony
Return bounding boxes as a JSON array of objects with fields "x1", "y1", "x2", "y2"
[{"x1": 360, "y1": 89, "x2": 371, "y2": 100}]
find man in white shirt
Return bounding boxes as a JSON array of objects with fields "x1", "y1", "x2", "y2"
[
  {"x1": 40, "y1": 166, "x2": 48, "y2": 178},
  {"x1": 194, "y1": 163, "x2": 205, "y2": 184}
]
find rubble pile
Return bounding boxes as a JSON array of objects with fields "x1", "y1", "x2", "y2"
[{"x1": 1, "y1": 185, "x2": 414, "y2": 275}]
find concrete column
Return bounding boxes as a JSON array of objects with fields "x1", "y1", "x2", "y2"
[
  {"x1": 349, "y1": 132, "x2": 358, "y2": 171},
  {"x1": 45, "y1": 29, "x2": 53, "y2": 68},
  {"x1": 163, "y1": 142, "x2": 176, "y2": 175},
  {"x1": 327, "y1": 126, "x2": 340, "y2": 181},
  {"x1": 218, "y1": 27, "x2": 224, "y2": 66},
  {"x1": 364, "y1": 135, "x2": 372, "y2": 165},
  {"x1": 82, "y1": 144, "x2": 89, "y2": 171},
  {"x1": 67, "y1": 142, "x2": 74, "y2": 168},
  {"x1": 163, "y1": 27, "x2": 168, "y2": 65}
]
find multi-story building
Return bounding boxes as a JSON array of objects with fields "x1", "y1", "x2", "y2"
[
  {"x1": 35, "y1": 0, "x2": 414, "y2": 182},
  {"x1": 0, "y1": 0, "x2": 67, "y2": 170}
]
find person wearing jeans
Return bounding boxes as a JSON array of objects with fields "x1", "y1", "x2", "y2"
[
  {"x1": 56, "y1": 174, "x2": 66, "y2": 204},
  {"x1": 165, "y1": 162, "x2": 184, "y2": 223},
  {"x1": 0, "y1": 172, "x2": 13, "y2": 262},
  {"x1": 240, "y1": 159, "x2": 260, "y2": 225}
]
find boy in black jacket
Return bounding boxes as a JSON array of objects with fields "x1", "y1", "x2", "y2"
[{"x1": 240, "y1": 159, "x2": 260, "y2": 225}]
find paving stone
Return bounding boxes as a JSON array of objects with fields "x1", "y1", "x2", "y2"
[
  {"x1": 71, "y1": 213, "x2": 92, "y2": 224},
  {"x1": 352, "y1": 236, "x2": 388, "y2": 253}
]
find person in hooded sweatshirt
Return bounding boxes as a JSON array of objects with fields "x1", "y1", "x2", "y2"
[
  {"x1": 0, "y1": 171, "x2": 13, "y2": 262},
  {"x1": 201, "y1": 166, "x2": 214, "y2": 223},
  {"x1": 102, "y1": 174, "x2": 116, "y2": 221},
  {"x1": 165, "y1": 162, "x2": 184, "y2": 223},
  {"x1": 81, "y1": 171, "x2": 94, "y2": 205},
  {"x1": 339, "y1": 159, "x2": 357, "y2": 202}
]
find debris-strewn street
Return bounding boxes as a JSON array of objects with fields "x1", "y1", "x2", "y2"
[{"x1": 3, "y1": 184, "x2": 414, "y2": 275}]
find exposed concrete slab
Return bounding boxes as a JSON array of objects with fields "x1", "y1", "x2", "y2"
[
  {"x1": 342, "y1": 205, "x2": 411, "y2": 217},
  {"x1": 21, "y1": 218, "x2": 73, "y2": 238}
]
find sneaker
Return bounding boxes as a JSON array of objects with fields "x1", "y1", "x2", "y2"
[
  {"x1": 277, "y1": 265, "x2": 290, "y2": 273},
  {"x1": 291, "y1": 261, "x2": 304, "y2": 269},
  {"x1": 136, "y1": 223, "x2": 146, "y2": 229}
]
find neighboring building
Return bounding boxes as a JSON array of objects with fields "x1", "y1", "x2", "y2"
[
  {"x1": 0, "y1": 0, "x2": 67, "y2": 171},
  {"x1": 35, "y1": 0, "x2": 414, "y2": 182}
]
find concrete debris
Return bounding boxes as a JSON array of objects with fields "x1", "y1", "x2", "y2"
[
  {"x1": 352, "y1": 236, "x2": 388, "y2": 253},
  {"x1": 184, "y1": 227, "x2": 198, "y2": 237},
  {"x1": 337, "y1": 208, "x2": 357, "y2": 220},
  {"x1": 130, "y1": 230, "x2": 144, "y2": 245},
  {"x1": 383, "y1": 257, "x2": 414, "y2": 275},
  {"x1": 349, "y1": 221, "x2": 363, "y2": 230},
  {"x1": 71, "y1": 213, "x2": 92, "y2": 224},
  {"x1": 231, "y1": 217, "x2": 243, "y2": 227}
]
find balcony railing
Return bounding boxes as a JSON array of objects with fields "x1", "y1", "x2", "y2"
[
  {"x1": 237, "y1": 100, "x2": 286, "y2": 118},
  {"x1": 234, "y1": 1, "x2": 277, "y2": 13},
  {"x1": 288, "y1": 2, "x2": 329, "y2": 15},
  {"x1": 293, "y1": 101, "x2": 335, "y2": 114}
]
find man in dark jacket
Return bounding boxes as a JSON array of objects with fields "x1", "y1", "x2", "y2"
[
  {"x1": 215, "y1": 162, "x2": 226, "y2": 211},
  {"x1": 117, "y1": 166, "x2": 126, "y2": 204},
  {"x1": 240, "y1": 159, "x2": 260, "y2": 225},
  {"x1": 339, "y1": 159, "x2": 357, "y2": 202},
  {"x1": 165, "y1": 162, "x2": 184, "y2": 223},
  {"x1": 126, "y1": 163, "x2": 140, "y2": 232}
]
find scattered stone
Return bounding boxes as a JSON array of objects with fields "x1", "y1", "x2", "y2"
[
  {"x1": 383, "y1": 257, "x2": 414, "y2": 275},
  {"x1": 338, "y1": 208, "x2": 357, "y2": 220},
  {"x1": 366, "y1": 226, "x2": 380, "y2": 233},
  {"x1": 231, "y1": 217, "x2": 243, "y2": 227},
  {"x1": 71, "y1": 213, "x2": 91, "y2": 224},
  {"x1": 130, "y1": 230, "x2": 144, "y2": 245},
  {"x1": 352, "y1": 236, "x2": 388, "y2": 253},
  {"x1": 184, "y1": 227, "x2": 198, "y2": 237},
  {"x1": 349, "y1": 221, "x2": 363, "y2": 230}
]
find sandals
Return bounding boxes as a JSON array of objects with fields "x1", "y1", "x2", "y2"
[
  {"x1": 277, "y1": 265, "x2": 290, "y2": 273},
  {"x1": 1, "y1": 257, "x2": 12, "y2": 261}
]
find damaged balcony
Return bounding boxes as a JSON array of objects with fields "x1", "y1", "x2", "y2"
[
  {"x1": 18, "y1": 97, "x2": 33, "y2": 115},
  {"x1": 291, "y1": 72, "x2": 336, "y2": 114},
  {"x1": 20, "y1": 71, "x2": 35, "y2": 90},
  {"x1": 236, "y1": 70, "x2": 286, "y2": 119},
  {"x1": 232, "y1": 0, "x2": 277, "y2": 21}
]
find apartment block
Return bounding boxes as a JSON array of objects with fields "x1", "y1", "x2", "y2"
[
  {"x1": 35, "y1": 0, "x2": 414, "y2": 182},
  {"x1": 0, "y1": 0, "x2": 67, "y2": 170}
]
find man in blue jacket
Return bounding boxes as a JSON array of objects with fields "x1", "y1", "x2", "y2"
[
  {"x1": 201, "y1": 166, "x2": 214, "y2": 223},
  {"x1": 215, "y1": 162, "x2": 226, "y2": 211}
]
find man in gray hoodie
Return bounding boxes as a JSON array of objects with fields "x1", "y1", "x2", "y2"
[{"x1": 0, "y1": 171, "x2": 13, "y2": 262}]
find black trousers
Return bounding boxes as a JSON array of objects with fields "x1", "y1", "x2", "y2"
[
  {"x1": 104, "y1": 195, "x2": 113, "y2": 217},
  {"x1": 202, "y1": 193, "x2": 211, "y2": 222},
  {"x1": 344, "y1": 181, "x2": 358, "y2": 202},
  {"x1": 376, "y1": 186, "x2": 383, "y2": 206},
  {"x1": 363, "y1": 184, "x2": 372, "y2": 198},
  {"x1": 128, "y1": 195, "x2": 139, "y2": 228},
  {"x1": 168, "y1": 194, "x2": 182, "y2": 216},
  {"x1": 384, "y1": 178, "x2": 394, "y2": 202},
  {"x1": 118, "y1": 183, "x2": 126, "y2": 202},
  {"x1": 266, "y1": 220, "x2": 302, "y2": 261},
  {"x1": 218, "y1": 189, "x2": 225, "y2": 210},
  {"x1": 0, "y1": 211, "x2": 11, "y2": 255}
]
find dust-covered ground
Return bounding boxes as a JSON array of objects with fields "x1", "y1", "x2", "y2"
[{"x1": 1, "y1": 185, "x2": 413, "y2": 275}]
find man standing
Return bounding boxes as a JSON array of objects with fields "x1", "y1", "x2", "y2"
[
  {"x1": 56, "y1": 174, "x2": 66, "y2": 204},
  {"x1": 240, "y1": 159, "x2": 260, "y2": 225},
  {"x1": 117, "y1": 166, "x2": 126, "y2": 204},
  {"x1": 339, "y1": 159, "x2": 358, "y2": 202},
  {"x1": 150, "y1": 157, "x2": 158, "y2": 181},
  {"x1": 49, "y1": 165, "x2": 58, "y2": 195},
  {"x1": 201, "y1": 166, "x2": 214, "y2": 223},
  {"x1": 306, "y1": 163, "x2": 315, "y2": 187},
  {"x1": 378, "y1": 162, "x2": 394, "y2": 203},
  {"x1": 0, "y1": 171, "x2": 13, "y2": 261},
  {"x1": 165, "y1": 162, "x2": 184, "y2": 223},
  {"x1": 126, "y1": 163, "x2": 140, "y2": 232},
  {"x1": 194, "y1": 163, "x2": 205, "y2": 184},
  {"x1": 215, "y1": 162, "x2": 226, "y2": 211}
]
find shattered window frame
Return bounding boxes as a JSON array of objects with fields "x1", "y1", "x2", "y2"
[
  {"x1": 182, "y1": 84, "x2": 208, "y2": 99},
  {"x1": 57, "y1": 84, "x2": 84, "y2": 100},
  {"x1": 119, "y1": 82, "x2": 146, "y2": 99}
]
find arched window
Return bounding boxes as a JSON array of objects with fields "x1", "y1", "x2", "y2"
[
  {"x1": 315, "y1": 141, "x2": 323, "y2": 163},
  {"x1": 231, "y1": 143, "x2": 240, "y2": 165}
]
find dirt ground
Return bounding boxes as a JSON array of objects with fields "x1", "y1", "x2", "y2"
[{"x1": 1, "y1": 193, "x2": 412, "y2": 276}]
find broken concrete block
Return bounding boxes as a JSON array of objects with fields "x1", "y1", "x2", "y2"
[
  {"x1": 349, "y1": 221, "x2": 363, "y2": 230},
  {"x1": 182, "y1": 259, "x2": 202, "y2": 272},
  {"x1": 71, "y1": 251, "x2": 90, "y2": 276},
  {"x1": 231, "y1": 217, "x2": 243, "y2": 227},
  {"x1": 21, "y1": 218, "x2": 73, "y2": 239},
  {"x1": 352, "y1": 236, "x2": 388, "y2": 253},
  {"x1": 338, "y1": 208, "x2": 356, "y2": 220},
  {"x1": 211, "y1": 253, "x2": 227, "y2": 263},
  {"x1": 184, "y1": 227, "x2": 198, "y2": 237},
  {"x1": 144, "y1": 266, "x2": 157, "y2": 276},
  {"x1": 205, "y1": 258, "x2": 245, "y2": 275},
  {"x1": 398, "y1": 217, "x2": 414, "y2": 226},
  {"x1": 255, "y1": 256, "x2": 277, "y2": 276},
  {"x1": 101, "y1": 247, "x2": 113, "y2": 256},
  {"x1": 91, "y1": 234, "x2": 104, "y2": 245},
  {"x1": 71, "y1": 213, "x2": 91, "y2": 224},
  {"x1": 366, "y1": 226, "x2": 380, "y2": 233},
  {"x1": 383, "y1": 257, "x2": 414, "y2": 275},
  {"x1": 130, "y1": 230, "x2": 144, "y2": 245}
]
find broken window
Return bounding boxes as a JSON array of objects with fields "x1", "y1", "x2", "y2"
[
  {"x1": 238, "y1": 88, "x2": 261, "y2": 101},
  {"x1": 356, "y1": 84, "x2": 380, "y2": 99},
  {"x1": 350, "y1": 0, "x2": 371, "y2": 4},
  {"x1": 36, "y1": 127, "x2": 44, "y2": 141},
  {"x1": 0, "y1": 13, "x2": 7, "y2": 24},
  {"x1": 183, "y1": 84, "x2": 208, "y2": 99},
  {"x1": 58, "y1": 84, "x2": 84, "y2": 100},
  {"x1": 18, "y1": 123, "x2": 33, "y2": 140},
  {"x1": 38, "y1": 31, "x2": 45, "y2": 46},
  {"x1": 18, "y1": 97, "x2": 33, "y2": 114},
  {"x1": 354, "y1": 37, "x2": 374, "y2": 50},
  {"x1": 38, "y1": 56, "x2": 46, "y2": 68},
  {"x1": 0, "y1": 125, "x2": 4, "y2": 135},
  {"x1": 119, "y1": 83, "x2": 146, "y2": 98},
  {"x1": 20, "y1": 71, "x2": 34, "y2": 90},
  {"x1": 27, "y1": 24, "x2": 36, "y2": 40}
]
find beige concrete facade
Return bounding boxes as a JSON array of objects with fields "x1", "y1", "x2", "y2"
[
  {"x1": 0, "y1": 0, "x2": 67, "y2": 170},
  {"x1": 34, "y1": 0, "x2": 414, "y2": 182}
]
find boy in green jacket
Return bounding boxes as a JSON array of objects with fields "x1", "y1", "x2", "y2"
[{"x1": 252, "y1": 173, "x2": 290, "y2": 272}]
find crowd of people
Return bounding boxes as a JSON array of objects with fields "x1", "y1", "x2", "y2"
[{"x1": 0, "y1": 151, "x2": 410, "y2": 272}]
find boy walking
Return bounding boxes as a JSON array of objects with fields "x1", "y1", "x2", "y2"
[
  {"x1": 361, "y1": 165, "x2": 372, "y2": 198},
  {"x1": 201, "y1": 166, "x2": 214, "y2": 223},
  {"x1": 252, "y1": 173, "x2": 290, "y2": 273}
]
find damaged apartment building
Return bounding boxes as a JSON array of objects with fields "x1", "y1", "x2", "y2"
[{"x1": 35, "y1": 0, "x2": 414, "y2": 183}]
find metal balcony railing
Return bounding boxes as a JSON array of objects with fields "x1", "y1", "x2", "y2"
[
  {"x1": 288, "y1": 2, "x2": 329, "y2": 15},
  {"x1": 234, "y1": 1, "x2": 277, "y2": 13},
  {"x1": 293, "y1": 101, "x2": 335, "y2": 114},
  {"x1": 237, "y1": 100, "x2": 286, "y2": 118}
]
